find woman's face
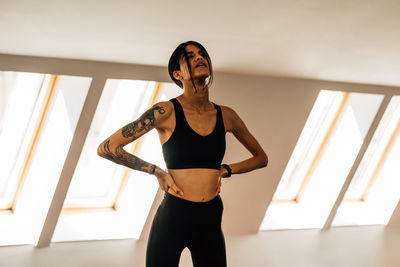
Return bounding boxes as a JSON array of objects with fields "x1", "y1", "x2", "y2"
[{"x1": 176, "y1": 44, "x2": 210, "y2": 81}]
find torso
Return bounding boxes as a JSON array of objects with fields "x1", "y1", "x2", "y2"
[
  {"x1": 166, "y1": 169, "x2": 221, "y2": 202},
  {"x1": 156, "y1": 97, "x2": 228, "y2": 202}
]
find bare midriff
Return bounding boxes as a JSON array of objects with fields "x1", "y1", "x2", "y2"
[{"x1": 167, "y1": 168, "x2": 220, "y2": 202}]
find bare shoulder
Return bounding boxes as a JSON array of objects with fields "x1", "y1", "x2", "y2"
[
  {"x1": 220, "y1": 105, "x2": 238, "y2": 118},
  {"x1": 145, "y1": 101, "x2": 173, "y2": 122},
  {"x1": 120, "y1": 100, "x2": 174, "y2": 139},
  {"x1": 219, "y1": 105, "x2": 243, "y2": 133},
  {"x1": 149, "y1": 100, "x2": 175, "y2": 130}
]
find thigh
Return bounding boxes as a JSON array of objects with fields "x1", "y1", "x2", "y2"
[
  {"x1": 189, "y1": 229, "x2": 227, "y2": 267},
  {"x1": 146, "y1": 206, "x2": 185, "y2": 267}
]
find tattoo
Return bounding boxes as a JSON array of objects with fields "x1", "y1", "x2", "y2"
[
  {"x1": 121, "y1": 105, "x2": 165, "y2": 139},
  {"x1": 97, "y1": 105, "x2": 166, "y2": 174},
  {"x1": 98, "y1": 139, "x2": 154, "y2": 174}
]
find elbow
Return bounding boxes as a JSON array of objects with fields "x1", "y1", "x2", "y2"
[
  {"x1": 260, "y1": 159, "x2": 268, "y2": 168},
  {"x1": 259, "y1": 154, "x2": 268, "y2": 168},
  {"x1": 97, "y1": 140, "x2": 115, "y2": 158},
  {"x1": 97, "y1": 143, "x2": 106, "y2": 157}
]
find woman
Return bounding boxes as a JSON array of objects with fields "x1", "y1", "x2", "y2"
[{"x1": 97, "y1": 41, "x2": 268, "y2": 267}]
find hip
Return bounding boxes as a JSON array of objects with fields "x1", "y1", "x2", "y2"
[{"x1": 155, "y1": 192, "x2": 224, "y2": 228}]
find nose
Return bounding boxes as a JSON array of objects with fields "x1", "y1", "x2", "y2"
[{"x1": 195, "y1": 53, "x2": 204, "y2": 61}]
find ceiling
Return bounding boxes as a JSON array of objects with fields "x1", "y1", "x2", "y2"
[{"x1": 1, "y1": 0, "x2": 400, "y2": 86}]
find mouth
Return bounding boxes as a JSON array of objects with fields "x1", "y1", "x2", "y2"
[{"x1": 195, "y1": 63, "x2": 207, "y2": 68}]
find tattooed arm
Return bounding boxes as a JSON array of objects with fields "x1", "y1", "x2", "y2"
[
  {"x1": 97, "y1": 102, "x2": 184, "y2": 195},
  {"x1": 97, "y1": 104, "x2": 167, "y2": 173}
]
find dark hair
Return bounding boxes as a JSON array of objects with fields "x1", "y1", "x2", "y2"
[{"x1": 168, "y1": 41, "x2": 213, "y2": 92}]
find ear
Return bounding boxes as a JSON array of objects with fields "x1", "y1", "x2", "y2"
[{"x1": 173, "y1": 70, "x2": 182, "y2": 81}]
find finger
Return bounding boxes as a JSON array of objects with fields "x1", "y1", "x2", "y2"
[
  {"x1": 166, "y1": 175, "x2": 184, "y2": 196},
  {"x1": 169, "y1": 182, "x2": 184, "y2": 196}
]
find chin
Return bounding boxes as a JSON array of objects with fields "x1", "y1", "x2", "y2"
[
  {"x1": 197, "y1": 75, "x2": 210, "y2": 80},
  {"x1": 194, "y1": 72, "x2": 210, "y2": 79}
]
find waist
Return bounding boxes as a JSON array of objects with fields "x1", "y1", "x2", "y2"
[
  {"x1": 164, "y1": 192, "x2": 221, "y2": 207},
  {"x1": 167, "y1": 169, "x2": 221, "y2": 202}
]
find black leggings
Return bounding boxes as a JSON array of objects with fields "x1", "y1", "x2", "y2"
[{"x1": 146, "y1": 192, "x2": 227, "y2": 267}]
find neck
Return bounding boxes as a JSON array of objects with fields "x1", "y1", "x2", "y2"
[
  {"x1": 182, "y1": 77, "x2": 207, "y2": 91},
  {"x1": 181, "y1": 79, "x2": 210, "y2": 106},
  {"x1": 180, "y1": 83, "x2": 211, "y2": 113}
]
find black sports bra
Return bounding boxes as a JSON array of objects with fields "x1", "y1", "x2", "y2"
[{"x1": 162, "y1": 98, "x2": 226, "y2": 170}]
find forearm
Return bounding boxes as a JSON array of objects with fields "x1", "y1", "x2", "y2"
[
  {"x1": 97, "y1": 140, "x2": 156, "y2": 175},
  {"x1": 228, "y1": 154, "x2": 268, "y2": 176}
]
